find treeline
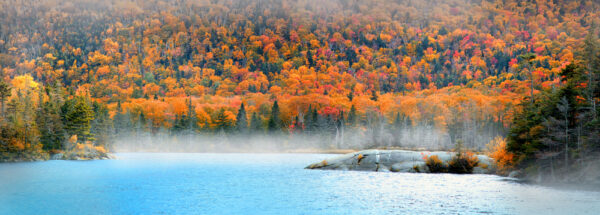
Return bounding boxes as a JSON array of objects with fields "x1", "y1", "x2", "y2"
[
  {"x1": 506, "y1": 31, "x2": 600, "y2": 179},
  {"x1": 0, "y1": 0, "x2": 599, "y2": 158},
  {"x1": 0, "y1": 77, "x2": 111, "y2": 161},
  {"x1": 112, "y1": 96, "x2": 504, "y2": 152},
  {"x1": 1, "y1": 76, "x2": 504, "y2": 159}
]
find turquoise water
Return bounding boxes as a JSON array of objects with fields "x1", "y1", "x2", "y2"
[{"x1": 0, "y1": 153, "x2": 599, "y2": 215}]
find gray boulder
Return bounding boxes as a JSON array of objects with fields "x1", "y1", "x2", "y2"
[
  {"x1": 390, "y1": 161, "x2": 427, "y2": 173},
  {"x1": 50, "y1": 153, "x2": 64, "y2": 160},
  {"x1": 306, "y1": 149, "x2": 494, "y2": 174}
]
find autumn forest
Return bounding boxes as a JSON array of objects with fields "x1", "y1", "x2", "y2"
[{"x1": 0, "y1": 0, "x2": 599, "y2": 177}]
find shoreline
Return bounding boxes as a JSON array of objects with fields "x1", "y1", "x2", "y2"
[
  {"x1": 107, "y1": 148, "x2": 359, "y2": 154},
  {"x1": 305, "y1": 149, "x2": 495, "y2": 174},
  {"x1": 3, "y1": 150, "x2": 599, "y2": 191}
]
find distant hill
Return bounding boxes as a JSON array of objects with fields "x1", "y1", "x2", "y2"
[{"x1": 0, "y1": 0, "x2": 598, "y2": 158}]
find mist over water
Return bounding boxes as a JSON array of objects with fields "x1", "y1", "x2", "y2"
[{"x1": 110, "y1": 124, "x2": 501, "y2": 153}]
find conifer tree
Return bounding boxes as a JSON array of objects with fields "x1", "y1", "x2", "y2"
[
  {"x1": 37, "y1": 85, "x2": 65, "y2": 151},
  {"x1": 347, "y1": 104, "x2": 357, "y2": 126},
  {"x1": 268, "y1": 100, "x2": 281, "y2": 132},
  {"x1": 236, "y1": 103, "x2": 248, "y2": 133},
  {"x1": 62, "y1": 96, "x2": 95, "y2": 145}
]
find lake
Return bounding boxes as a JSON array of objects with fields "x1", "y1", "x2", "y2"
[{"x1": 0, "y1": 153, "x2": 599, "y2": 215}]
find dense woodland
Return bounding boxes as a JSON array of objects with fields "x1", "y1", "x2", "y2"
[{"x1": 0, "y1": 0, "x2": 598, "y2": 166}]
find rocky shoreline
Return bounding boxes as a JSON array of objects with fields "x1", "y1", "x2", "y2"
[
  {"x1": 50, "y1": 152, "x2": 116, "y2": 161},
  {"x1": 1, "y1": 150, "x2": 116, "y2": 162},
  {"x1": 306, "y1": 149, "x2": 600, "y2": 190},
  {"x1": 0, "y1": 154, "x2": 116, "y2": 162},
  {"x1": 306, "y1": 149, "x2": 494, "y2": 174}
]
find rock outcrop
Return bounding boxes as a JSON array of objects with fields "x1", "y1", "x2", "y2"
[
  {"x1": 60, "y1": 151, "x2": 116, "y2": 160},
  {"x1": 306, "y1": 149, "x2": 494, "y2": 174},
  {"x1": 52, "y1": 144, "x2": 116, "y2": 161}
]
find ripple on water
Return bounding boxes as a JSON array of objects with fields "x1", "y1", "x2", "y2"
[{"x1": 0, "y1": 153, "x2": 599, "y2": 215}]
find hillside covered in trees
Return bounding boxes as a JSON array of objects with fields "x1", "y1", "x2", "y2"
[{"x1": 0, "y1": 0, "x2": 598, "y2": 164}]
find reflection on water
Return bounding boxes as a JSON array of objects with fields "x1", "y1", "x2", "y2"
[{"x1": 0, "y1": 153, "x2": 599, "y2": 215}]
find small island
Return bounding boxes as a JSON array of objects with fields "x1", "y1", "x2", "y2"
[{"x1": 306, "y1": 149, "x2": 494, "y2": 174}]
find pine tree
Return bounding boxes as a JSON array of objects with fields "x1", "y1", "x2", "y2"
[
  {"x1": 213, "y1": 108, "x2": 233, "y2": 132},
  {"x1": 236, "y1": 103, "x2": 248, "y2": 133},
  {"x1": 347, "y1": 104, "x2": 357, "y2": 126},
  {"x1": 62, "y1": 96, "x2": 95, "y2": 145},
  {"x1": 37, "y1": 86, "x2": 65, "y2": 151},
  {"x1": 310, "y1": 107, "x2": 319, "y2": 132},
  {"x1": 268, "y1": 100, "x2": 281, "y2": 132},
  {"x1": 508, "y1": 64, "x2": 587, "y2": 166}
]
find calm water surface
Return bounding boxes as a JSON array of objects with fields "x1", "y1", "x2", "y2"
[{"x1": 0, "y1": 153, "x2": 599, "y2": 215}]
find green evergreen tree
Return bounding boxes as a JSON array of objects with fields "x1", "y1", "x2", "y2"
[
  {"x1": 62, "y1": 96, "x2": 95, "y2": 145},
  {"x1": 347, "y1": 104, "x2": 357, "y2": 126},
  {"x1": 268, "y1": 100, "x2": 281, "y2": 132},
  {"x1": 213, "y1": 108, "x2": 233, "y2": 131},
  {"x1": 310, "y1": 107, "x2": 319, "y2": 131},
  {"x1": 37, "y1": 85, "x2": 65, "y2": 151},
  {"x1": 236, "y1": 103, "x2": 248, "y2": 133},
  {"x1": 508, "y1": 64, "x2": 587, "y2": 166}
]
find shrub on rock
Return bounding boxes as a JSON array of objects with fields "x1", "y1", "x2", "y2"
[
  {"x1": 448, "y1": 151, "x2": 480, "y2": 174},
  {"x1": 425, "y1": 155, "x2": 447, "y2": 173}
]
